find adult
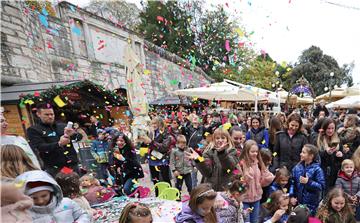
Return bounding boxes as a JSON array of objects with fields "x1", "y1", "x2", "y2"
[
  {"x1": 229, "y1": 126, "x2": 245, "y2": 159},
  {"x1": 87, "y1": 115, "x2": 104, "y2": 138},
  {"x1": 1, "y1": 114, "x2": 41, "y2": 168},
  {"x1": 245, "y1": 115, "x2": 269, "y2": 149},
  {"x1": 313, "y1": 100, "x2": 329, "y2": 119},
  {"x1": 338, "y1": 114, "x2": 360, "y2": 158},
  {"x1": 139, "y1": 117, "x2": 175, "y2": 191},
  {"x1": 273, "y1": 113, "x2": 308, "y2": 170},
  {"x1": 316, "y1": 118, "x2": 344, "y2": 191},
  {"x1": 73, "y1": 122, "x2": 88, "y2": 142},
  {"x1": 27, "y1": 103, "x2": 82, "y2": 177}
]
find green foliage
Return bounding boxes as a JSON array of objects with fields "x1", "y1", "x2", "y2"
[
  {"x1": 290, "y1": 46, "x2": 353, "y2": 96},
  {"x1": 25, "y1": 0, "x2": 56, "y2": 16}
]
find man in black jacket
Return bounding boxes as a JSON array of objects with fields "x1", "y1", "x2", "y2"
[{"x1": 27, "y1": 103, "x2": 82, "y2": 177}]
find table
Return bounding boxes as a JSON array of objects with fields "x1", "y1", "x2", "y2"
[{"x1": 92, "y1": 196, "x2": 182, "y2": 223}]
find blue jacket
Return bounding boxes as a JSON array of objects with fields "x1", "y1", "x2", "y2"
[
  {"x1": 268, "y1": 181, "x2": 295, "y2": 197},
  {"x1": 246, "y1": 127, "x2": 269, "y2": 149},
  {"x1": 292, "y1": 161, "x2": 325, "y2": 215},
  {"x1": 91, "y1": 139, "x2": 109, "y2": 163}
]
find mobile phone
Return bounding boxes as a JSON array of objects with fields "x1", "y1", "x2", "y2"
[{"x1": 66, "y1": 121, "x2": 73, "y2": 129}]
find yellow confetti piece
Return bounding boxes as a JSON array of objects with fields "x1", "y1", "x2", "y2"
[
  {"x1": 204, "y1": 132, "x2": 210, "y2": 137},
  {"x1": 14, "y1": 180, "x2": 25, "y2": 188},
  {"x1": 66, "y1": 144, "x2": 71, "y2": 147},
  {"x1": 234, "y1": 27, "x2": 244, "y2": 37},
  {"x1": 197, "y1": 156, "x2": 204, "y2": 162},
  {"x1": 227, "y1": 169, "x2": 231, "y2": 173},
  {"x1": 144, "y1": 69, "x2": 151, "y2": 75},
  {"x1": 223, "y1": 123, "x2": 232, "y2": 130},
  {"x1": 177, "y1": 175, "x2": 183, "y2": 179},
  {"x1": 155, "y1": 166, "x2": 160, "y2": 172},
  {"x1": 262, "y1": 139, "x2": 266, "y2": 144},
  {"x1": 283, "y1": 188, "x2": 288, "y2": 193},
  {"x1": 150, "y1": 156, "x2": 156, "y2": 160},
  {"x1": 272, "y1": 152, "x2": 277, "y2": 157},
  {"x1": 139, "y1": 147, "x2": 149, "y2": 157},
  {"x1": 53, "y1": 95, "x2": 66, "y2": 107},
  {"x1": 24, "y1": 99, "x2": 34, "y2": 105},
  {"x1": 64, "y1": 151, "x2": 69, "y2": 155}
]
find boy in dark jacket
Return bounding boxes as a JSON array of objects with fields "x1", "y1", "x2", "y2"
[
  {"x1": 90, "y1": 129, "x2": 110, "y2": 182},
  {"x1": 170, "y1": 135, "x2": 193, "y2": 194}
]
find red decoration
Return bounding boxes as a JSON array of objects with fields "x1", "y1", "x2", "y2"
[{"x1": 60, "y1": 167, "x2": 73, "y2": 174}]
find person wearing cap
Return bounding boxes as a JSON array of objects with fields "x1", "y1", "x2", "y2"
[
  {"x1": 90, "y1": 129, "x2": 110, "y2": 182},
  {"x1": 15, "y1": 170, "x2": 90, "y2": 223},
  {"x1": 27, "y1": 103, "x2": 83, "y2": 177}
]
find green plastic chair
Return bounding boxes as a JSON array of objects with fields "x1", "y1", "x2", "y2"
[
  {"x1": 153, "y1": 182, "x2": 171, "y2": 197},
  {"x1": 158, "y1": 188, "x2": 180, "y2": 201}
]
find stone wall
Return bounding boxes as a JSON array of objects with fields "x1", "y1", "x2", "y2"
[{"x1": 1, "y1": 1, "x2": 212, "y2": 102}]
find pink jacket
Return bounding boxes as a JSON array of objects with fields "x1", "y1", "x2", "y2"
[{"x1": 240, "y1": 161, "x2": 274, "y2": 203}]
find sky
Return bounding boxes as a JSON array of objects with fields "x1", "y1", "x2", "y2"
[{"x1": 65, "y1": 0, "x2": 360, "y2": 85}]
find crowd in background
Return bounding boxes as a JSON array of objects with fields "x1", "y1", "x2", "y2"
[{"x1": 1, "y1": 101, "x2": 359, "y2": 223}]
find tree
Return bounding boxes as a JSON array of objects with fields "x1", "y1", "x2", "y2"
[
  {"x1": 289, "y1": 46, "x2": 353, "y2": 96},
  {"x1": 137, "y1": 1, "x2": 195, "y2": 58},
  {"x1": 85, "y1": 0, "x2": 141, "y2": 30}
]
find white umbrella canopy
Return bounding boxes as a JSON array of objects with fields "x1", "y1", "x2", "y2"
[
  {"x1": 326, "y1": 95, "x2": 360, "y2": 109},
  {"x1": 316, "y1": 85, "x2": 360, "y2": 102},
  {"x1": 174, "y1": 81, "x2": 278, "y2": 102}
]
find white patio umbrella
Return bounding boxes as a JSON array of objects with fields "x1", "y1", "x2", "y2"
[{"x1": 326, "y1": 95, "x2": 360, "y2": 109}]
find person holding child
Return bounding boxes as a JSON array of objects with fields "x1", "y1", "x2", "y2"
[
  {"x1": 15, "y1": 170, "x2": 90, "y2": 223},
  {"x1": 170, "y1": 134, "x2": 193, "y2": 194}
]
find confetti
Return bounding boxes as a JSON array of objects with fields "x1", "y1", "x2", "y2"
[
  {"x1": 177, "y1": 175, "x2": 183, "y2": 179},
  {"x1": 155, "y1": 166, "x2": 160, "y2": 172},
  {"x1": 197, "y1": 156, "x2": 204, "y2": 162},
  {"x1": 53, "y1": 95, "x2": 66, "y2": 107},
  {"x1": 14, "y1": 180, "x2": 25, "y2": 188},
  {"x1": 272, "y1": 152, "x2": 277, "y2": 157}
]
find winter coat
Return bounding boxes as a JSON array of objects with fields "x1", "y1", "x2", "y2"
[
  {"x1": 170, "y1": 147, "x2": 194, "y2": 175},
  {"x1": 268, "y1": 181, "x2": 295, "y2": 197},
  {"x1": 335, "y1": 171, "x2": 360, "y2": 197},
  {"x1": 15, "y1": 170, "x2": 90, "y2": 223},
  {"x1": 239, "y1": 161, "x2": 274, "y2": 203},
  {"x1": 216, "y1": 192, "x2": 244, "y2": 223},
  {"x1": 113, "y1": 145, "x2": 144, "y2": 182},
  {"x1": 319, "y1": 142, "x2": 344, "y2": 190},
  {"x1": 273, "y1": 130, "x2": 308, "y2": 170},
  {"x1": 175, "y1": 203, "x2": 220, "y2": 223},
  {"x1": 1, "y1": 134, "x2": 41, "y2": 168},
  {"x1": 72, "y1": 196, "x2": 96, "y2": 219},
  {"x1": 317, "y1": 208, "x2": 356, "y2": 223},
  {"x1": 245, "y1": 127, "x2": 269, "y2": 149},
  {"x1": 147, "y1": 129, "x2": 175, "y2": 166},
  {"x1": 1, "y1": 182, "x2": 33, "y2": 223},
  {"x1": 292, "y1": 161, "x2": 325, "y2": 216},
  {"x1": 27, "y1": 122, "x2": 82, "y2": 172},
  {"x1": 195, "y1": 147, "x2": 238, "y2": 191},
  {"x1": 90, "y1": 139, "x2": 109, "y2": 163},
  {"x1": 182, "y1": 125, "x2": 207, "y2": 150}
]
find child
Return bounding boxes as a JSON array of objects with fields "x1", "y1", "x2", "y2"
[
  {"x1": 245, "y1": 115, "x2": 269, "y2": 149},
  {"x1": 229, "y1": 126, "x2": 245, "y2": 158},
  {"x1": 316, "y1": 187, "x2": 356, "y2": 223},
  {"x1": 55, "y1": 167, "x2": 96, "y2": 218},
  {"x1": 79, "y1": 174, "x2": 115, "y2": 205},
  {"x1": 237, "y1": 140, "x2": 275, "y2": 223},
  {"x1": 110, "y1": 133, "x2": 144, "y2": 196},
  {"x1": 260, "y1": 148, "x2": 274, "y2": 203},
  {"x1": 287, "y1": 205, "x2": 321, "y2": 223},
  {"x1": 91, "y1": 129, "x2": 110, "y2": 182},
  {"x1": 185, "y1": 128, "x2": 238, "y2": 191},
  {"x1": 292, "y1": 144, "x2": 325, "y2": 216},
  {"x1": 14, "y1": 170, "x2": 90, "y2": 223},
  {"x1": 335, "y1": 159, "x2": 360, "y2": 220},
  {"x1": 216, "y1": 179, "x2": 247, "y2": 223},
  {"x1": 170, "y1": 134, "x2": 193, "y2": 194},
  {"x1": 1, "y1": 144, "x2": 39, "y2": 180},
  {"x1": 268, "y1": 167, "x2": 296, "y2": 206},
  {"x1": 119, "y1": 203, "x2": 153, "y2": 223},
  {"x1": 259, "y1": 190, "x2": 290, "y2": 223},
  {"x1": 175, "y1": 183, "x2": 219, "y2": 223}
]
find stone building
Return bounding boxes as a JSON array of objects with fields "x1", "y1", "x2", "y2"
[{"x1": 1, "y1": 1, "x2": 212, "y2": 136}]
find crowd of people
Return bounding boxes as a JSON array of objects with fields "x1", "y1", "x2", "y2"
[{"x1": 1, "y1": 101, "x2": 359, "y2": 223}]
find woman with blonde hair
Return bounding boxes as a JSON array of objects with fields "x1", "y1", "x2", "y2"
[
  {"x1": 185, "y1": 127, "x2": 238, "y2": 191},
  {"x1": 1, "y1": 144, "x2": 39, "y2": 180}
]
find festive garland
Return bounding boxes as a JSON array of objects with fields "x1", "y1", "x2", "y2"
[{"x1": 19, "y1": 80, "x2": 127, "y2": 109}]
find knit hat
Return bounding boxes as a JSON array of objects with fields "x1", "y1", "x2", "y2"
[{"x1": 25, "y1": 181, "x2": 54, "y2": 196}]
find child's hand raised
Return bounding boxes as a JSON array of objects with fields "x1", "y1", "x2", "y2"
[
  {"x1": 185, "y1": 148, "x2": 200, "y2": 160},
  {"x1": 271, "y1": 209, "x2": 286, "y2": 222}
]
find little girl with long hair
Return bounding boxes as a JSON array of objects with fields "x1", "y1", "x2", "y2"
[
  {"x1": 237, "y1": 140, "x2": 275, "y2": 223},
  {"x1": 176, "y1": 183, "x2": 219, "y2": 223},
  {"x1": 316, "y1": 187, "x2": 356, "y2": 223},
  {"x1": 268, "y1": 167, "x2": 296, "y2": 206},
  {"x1": 259, "y1": 190, "x2": 290, "y2": 223},
  {"x1": 1, "y1": 144, "x2": 39, "y2": 180},
  {"x1": 185, "y1": 128, "x2": 238, "y2": 191},
  {"x1": 119, "y1": 203, "x2": 153, "y2": 223}
]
